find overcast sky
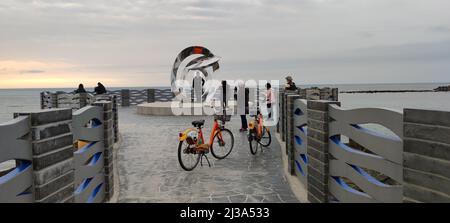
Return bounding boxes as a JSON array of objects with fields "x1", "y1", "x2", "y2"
[{"x1": 1, "y1": 0, "x2": 450, "y2": 88}]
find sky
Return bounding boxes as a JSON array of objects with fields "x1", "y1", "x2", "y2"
[{"x1": 1, "y1": 0, "x2": 450, "y2": 88}]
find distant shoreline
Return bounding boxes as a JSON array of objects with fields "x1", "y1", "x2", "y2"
[{"x1": 341, "y1": 90, "x2": 434, "y2": 94}]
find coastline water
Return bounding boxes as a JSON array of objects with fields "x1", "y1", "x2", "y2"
[{"x1": 1, "y1": 83, "x2": 450, "y2": 123}]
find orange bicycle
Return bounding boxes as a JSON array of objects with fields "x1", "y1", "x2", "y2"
[
  {"x1": 178, "y1": 115, "x2": 234, "y2": 171},
  {"x1": 248, "y1": 112, "x2": 272, "y2": 155}
]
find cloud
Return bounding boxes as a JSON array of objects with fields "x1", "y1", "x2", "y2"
[
  {"x1": 1, "y1": 0, "x2": 450, "y2": 87},
  {"x1": 21, "y1": 69, "x2": 45, "y2": 74}
]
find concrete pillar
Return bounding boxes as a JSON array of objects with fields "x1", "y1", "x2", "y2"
[
  {"x1": 112, "y1": 95, "x2": 119, "y2": 143},
  {"x1": 286, "y1": 94, "x2": 300, "y2": 175},
  {"x1": 147, "y1": 89, "x2": 156, "y2": 103},
  {"x1": 93, "y1": 101, "x2": 114, "y2": 201},
  {"x1": 279, "y1": 91, "x2": 285, "y2": 138},
  {"x1": 15, "y1": 109, "x2": 75, "y2": 203},
  {"x1": 276, "y1": 90, "x2": 284, "y2": 133},
  {"x1": 79, "y1": 93, "x2": 88, "y2": 108},
  {"x1": 282, "y1": 91, "x2": 296, "y2": 144},
  {"x1": 121, "y1": 89, "x2": 130, "y2": 107},
  {"x1": 306, "y1": 100, "x2": 340, "y2": 203},
  {"x1": 403, "y1": 109, "x2": 450, "y2": 203},
  {"x1": 332, "y1": 88, "x2": 339, "y2": 101}
]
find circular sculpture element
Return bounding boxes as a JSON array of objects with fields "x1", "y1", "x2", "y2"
[{"x1": 170, "y1": 46, "x2": 221, "y2": 101}]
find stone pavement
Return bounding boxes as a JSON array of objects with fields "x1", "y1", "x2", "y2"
[{"x1": 116, "y1": 107, "x2": 299, "y2": 203}]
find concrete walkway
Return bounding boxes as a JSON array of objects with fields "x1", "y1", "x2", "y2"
[{"x1": 116, "y1": 107, "x2": 299, "y2": 203}]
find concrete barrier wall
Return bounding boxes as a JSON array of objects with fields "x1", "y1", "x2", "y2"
[
  {"x1": 279, "y1": 97, "x2": 450, "y2": 203},
  {"x1": 41, "y1": 89, "x2": 175, "y2": 109},
  {"x1": 0, "y1": 116, "x2": 33, "y2": 203},
  {"x1": 0, "y1": 101, "x2": 117, "y2": 203},
  {"x1": 327, "y1": 105, "x2": 403, "y2": 203},
  {"x1": 403, "y1": 109, "x2": 450, "y2": 203}
]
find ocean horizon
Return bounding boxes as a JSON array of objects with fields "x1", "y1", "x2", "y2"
[{"x1": 1, "y1": 82, "x2": 450, "y2": 123}]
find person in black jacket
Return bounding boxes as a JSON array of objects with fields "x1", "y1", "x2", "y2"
[
  {"x1": 285, "y1": 76, "x2": 298, "y2": 91},
  {"x1": 94, "y1": 82, "x2": 107, "y2": 95},
  {"x1": 74, "y1": 84, "x2": 87, "y2": 93},
  {"x1": 239, "y1": 87, "x2": 249, "y2": 132}
]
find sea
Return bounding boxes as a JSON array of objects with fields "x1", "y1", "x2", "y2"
[{"x1": 1, "y1": 83, "x2": 450, "y2": 123}]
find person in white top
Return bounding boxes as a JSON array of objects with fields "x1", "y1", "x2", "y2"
[{"x1": 266, "y1": 83, "x2": 275, "y2": 119}]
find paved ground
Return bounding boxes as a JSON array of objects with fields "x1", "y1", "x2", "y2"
[{"x1": 116, "y1": 107, "x2": 299, "y2": 203}]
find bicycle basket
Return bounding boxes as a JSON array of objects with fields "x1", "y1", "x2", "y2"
[{"x1": 214, "y1": 114, "x2": 231, "y2": 122}]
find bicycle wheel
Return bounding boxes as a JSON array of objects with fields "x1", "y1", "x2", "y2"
[
  {"x1": 259, "y1": 126, "x2": 272, "y2": 147},
  {"x1": 211, "y1": 128, "x2": 234, "y2": 159},
  {"x1": 178, "y1": 140, "x2": 200, "y2": 171},
  {"x1": 248, "y1": 130, "x2": 259, "y2": 155}
]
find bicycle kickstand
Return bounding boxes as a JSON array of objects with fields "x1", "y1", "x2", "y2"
[{"x1": 200, "y1": 154, "x2": 211, "y2": 167}]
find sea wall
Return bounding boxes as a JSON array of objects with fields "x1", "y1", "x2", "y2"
[
  {"x1": 278, "y1": 91, "x2": 450, "y2": 203},
  {"x1": 41, "y1": 89, "x2": 175, "y2": 109},
  {"x1": 0, "y1": 98, "x2": 118, "y2": 203}
]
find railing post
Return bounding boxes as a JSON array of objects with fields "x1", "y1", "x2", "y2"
[
  {"x1": 332, "y1": 88, "x2": 339, "y2": 101},
  {"x1": 280, "y1": 92, "x2": 286, "y2": 141},
  {"x1": 287, "y1": 94, "x2": 300, "y2": 175},
  {"x1": 15, "y1": 109, "x2": 75, "y2": 203},
  {"x1": 79, "y1": 93, "x2": 88, "y2": 108},
  {"x1": 121, "y1": 89, "x2": 130, "y2": 107},
  {"x1": 306, "y1": 100, "x2": 340, "y2": 203},
  {"x1": 147, "y1": 89, "x2": 156, "y2": 103},
  {"x1": 277, "y1": 89, "x2": 284, "y2": 133},
  {"x1": 283, "y1": 91, "x2": 296, "y2": 145},
  {"x1": 403, "y1": 109, "x2": 450, "y2": 203},
  {"x1": 112, "y1": 95, "x2": 119, "y2": 143},
  {"x1": 93, "y1": 101, "x2": 115, "y2": 201}
]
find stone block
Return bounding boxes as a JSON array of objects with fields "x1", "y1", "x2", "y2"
[
  {"x1": 404, "y1": 123, "x2": 450, "y2": 145},
  {"x1": 307, "y1": 184, "x2": 327, "y2": 203},
  {"x1": 308, "y1": 156, "x2": 328, "y2": 174},
  {"x1": 404, "y1": 138, "x2": 450, "y2": 161},
  {"x1": 307, "y1": 146, "x2": 328, "y2": 163},
  {"x1": 307, "y1": 100, "x2": 340, "y2": 111},
  {"x1": 15, "y1": 109, "x2": 72, "y2": 126},
  {"x1": 404, "y1": 152, "x2": 450, "y2": 179},
  {"x1": 404, "y1": 167, "x2": 450, "y2": 195},
  {"x1": 37, "y1": 183, "x2": 74, "y2": 203},
  {"x1": 35, "y1": 170, "x2": 74, "y2": 200},
  {"x1": 307, "y1": 119, "x2": 328, "y2": 131},
  {"x1": 32, "y1": 133, "x2": 73, "y2": 155},
  {"x1": 33, "y1": 145, "x2": 74, "y2": 170},
  {"x1": 307, "y1": 110, "x2": 327, "y2": 122},
  {"x1": 32, "y1": 123, "x2": 71, "y2": 141},
  {"x1": 307, "y1": 128, "x2": 327, "y2": 142},
  {"x1": 307, "y1": 137, "x2": 328, "y2": 152},
  {"x1": 404, "y1": 183, "x2": 450, "y2": 203},
  {"x1": 34, "y1": 158, "x2": 74, "y2": 185},
  {"x1": 404, "y1": 109, "x2": 450, "y2": 126}
]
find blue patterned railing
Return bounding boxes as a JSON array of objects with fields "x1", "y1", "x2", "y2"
[
  {"x1": 72, "y1": 106, "x2": 106, "y2": 203},
  {"x1": 328, "y1": 106, "x2": 403, "y2": 203},
  {"x1": 293, "y1": 99, "x2": 308, "y2": 185},
  {"x1": 0, "y1": 116, "x2": 33, "y2": 203}
]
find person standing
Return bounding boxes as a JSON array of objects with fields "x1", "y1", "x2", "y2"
[
  {"x1": 266, "y1": 83, "x2": 275, "y2": 119},
  {"x1": 285, "y1": 76, "x2": 298, "y2": 91},
  {"x1": 240, "y1": 87, "x2": 250, "y2": 132}
]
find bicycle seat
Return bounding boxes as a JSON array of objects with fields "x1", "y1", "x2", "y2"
[{"x1": 192, "y1": 120, "x2": 205, "y2": 128}]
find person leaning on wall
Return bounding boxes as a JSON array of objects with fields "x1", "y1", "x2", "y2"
[
  {"x1": 285, "y1": 75, "x2": 298, "y2": 91},
  {"x1": 74, "y1": 83, "x2": 87, "y2": 94},
  {"x1": 94, "y1": 82, "x2": 107, "y2": 95}
]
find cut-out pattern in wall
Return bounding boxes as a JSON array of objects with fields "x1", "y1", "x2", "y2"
[
  {"x1": 328, "y1": 106, "x2": 403, "y2": 203},
  {"x1": 0, "y1": 116, "x2": 33, "y2": 203},
  {"x1": 72, "y1": 106, "x2": 105, "y2": 203},
  {"x1": 293, "y1": 99, "x2": 308, "y2": 184}
]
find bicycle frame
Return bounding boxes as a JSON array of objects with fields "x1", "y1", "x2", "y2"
[
  {"x1": 197, "y1": 119, "x2": 223, "y2": 146},
  {"x1": 249, "y1": 114, "x2": 264, "y2": 138}
]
